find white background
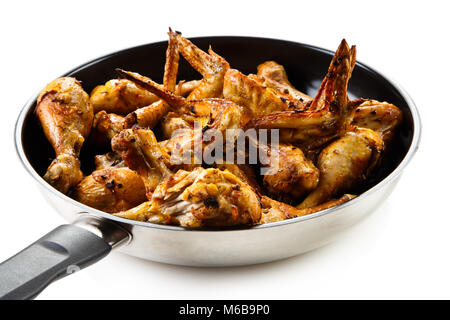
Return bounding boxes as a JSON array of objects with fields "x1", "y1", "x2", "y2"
[{"x1": 0, "y1": 0, "x2": 448, "y2": 299}]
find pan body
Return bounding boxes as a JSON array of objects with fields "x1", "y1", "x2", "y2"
[
  {"x1": 38, "y1": 175, "x2": 401, "y2": 266},
  {"x1": 15, "y1": 37, "x2": 420, "y2": 266}
]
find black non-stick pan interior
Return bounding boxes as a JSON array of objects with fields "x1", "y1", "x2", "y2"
[{"x1": 20, "y1": 36, "x2": 415, "y2": 196}]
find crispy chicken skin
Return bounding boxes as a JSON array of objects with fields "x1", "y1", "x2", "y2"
[
  {"x1": 256, "y1": 61, "x2": 312, "y2": 103},
  {"x1": 171, "y1": 30, "x2": 229, "y2": 100},
  {"x1": 72, "y1": 167, "x2": 147, "y2": 213},
  {"x1": 90, "y1": 79, "x2": 159, "y2": 114},
  {"x1": 158, "y1": 30, "x2": 229, "y2": 137},
  {"x1": 124, "y1": 79, "x2": 200, "y2": 128},
  {"x1": 298, "y1": 127, "x2": 384, "y2": 209},
  {"x1": 349, "y1": 99, "x2": 402, "y2": 145},
  {"x1": 175, "y1": 79, "x2": 201, "y2": 96},
  {"x1": 94, "y1": 152, "x2": 125, "y2": 170},
  {"x1": 259, "y1": 194, "x2": 355, "y2": 224},
  {"x1": 115, "y1": 168, "x2": 261, "y2": 227},
  {"x1": 112, "y1": 128, "x2": 173, "y2": 197},
  {"x1": 36, "y1": 77, "x2": 93, "y2": 193},
  {"x1": 93, "y1": 38, "x2": 200, "y2": 145},
  {"x1": 117, "y1": 68, "x2": 322, "y2": 204},
  {"x1": 261, "y1": 143, "x2": 319, "y2": 202},
  {"x1": 124, "y1": 29, "x2": 228, "y2": 132},
  {"x1": 91, "y1": 82, "x2": 197, "y2": 145},
  {"x1": 249, "y1": 40, "x2": 356, "y2": 152},
  {"x1": 116, "y1": 69, "x2": 245, "y2": 133},
  {"x1": 124, "y1": 29, "x2": 181, "y2": 130},
  {"x1": 223, "y1": 69, "x2": 306, "y2": 118}
]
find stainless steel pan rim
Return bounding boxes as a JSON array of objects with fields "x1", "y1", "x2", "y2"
[{"x1": 14, "y1": 36, "x2": 422, "y2": 233}]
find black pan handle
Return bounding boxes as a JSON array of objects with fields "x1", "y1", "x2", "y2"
[{"x1": 0, "y1": 217, "x2": 130, "y2": 300}]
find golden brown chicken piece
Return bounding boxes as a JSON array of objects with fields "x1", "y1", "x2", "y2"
[
  {"x1": 223, "y1": 69, "x2": 307, "y2": 119},
  {"x1": 256, "y1": 61, "x2": 313, "y2": 103},
  {"x1": 36, "y1": 77, "x2": 93, "y2": 193},
  {"x1": 175, "y1": 79, "x2": 202, "y2": 96},
  {"x1": 157, "y1": 98, "x2": 242, "y2": 170},
  {"x1": 164, "y1": 29, "x2": 181, "y2": 92},
  {"x1": 115, "y1": 71, "x2": 243, "y2": 171},
  {"x1": 90, "y1": 79, "x2": 159, "y2": 115},
  {"x1": 171, "y1": 30, "x2": 229, "y2": 100},
  {"x1": 111, "y1": 128, "x2": 173, "y2": 197},
  {"x1": 298, "y1": 127, "x2": 384, "y2": 209},
  {"x1": 91, "y1": 77, "x2": 199, "y2": 145},
  {"x1": 160, "y1": 101, "x2": 243, "y2": 170},
  {"x1": 348, "y1": 99, "x2": 402, "y2": 145},
  {"x1": 91, "y1": 78, "x2": 199, "y2": 145},
  {"x1": 35, "y1": 31, "x2": 404, "y2": 229},
  {"x1": 123, "y1": 81, "x2": 200, "y2": 129},
  {"x1": 259, "y1": 194, "x2": 355, "y2": 224},
  {"x1": 249, "y1": 40, "x2": 356, "y2": 152},
  {"x1": 123, "y1": 29, "x2": 181, "y2": 130},
  {"x1": 157, "y1": 134, "x2": 198, "y2": 172},
  {"x1": 123, "y1": 29, "x2": 228, "y2": 132},
  {"x1": 115, "y1": 167, "x2": 261, "y2": 227},
  {"x1": 215, "y1": 163, "x2": 262, "y2": 194},
  {"x1": 115, "y1": 69, "x2": 250, "y2": 182},
  {"x1": 117, "y1": 69, "x2": 322, "y2": 200},
  {"x1": 90, "y1": 110, "x2": 125, "y2": 146},
  {"x1": 125, "y1": 30, "x2": 230, "y2": 137},
  {"x1": 72, "y1": 167, "x2": 147, "y2": 213},
  {"x1": 160, "y1": 115, "x2": 193, "y2": 139},
  {"x1": 260, "y1": 143, "x2": 319, "y2": 202}
]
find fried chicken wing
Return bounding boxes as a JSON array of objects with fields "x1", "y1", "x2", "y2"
[
  {"x1": 92, "y1": 32, "x2": 201, "y2": 143},
  {"x1": 115, "y1": 167, "x2": 261, "y2": 227},
  {"x1": 223, "y1": 69, "x2": 306, "y2": 118},
  {"x1": 72, "y1": 167, "x2": 147, "y2": 213},
  {"x1": 249, "y1": 109, "x2": 338, "y2": 156},
  {"x1": 298, "y1": 127, "x2": 384, "y2": 209},
  {"x1": 256, "y1": 61, "x2": 312, "y2": 103},
  {"x1": 116, "y1": 69, "x2": 244, "y2": 134},
  {"x1": 249, "y1": 40, "x2": 356, "y2": 152},
  {"x1": 171, "y1": 30, "x2": 229, "y2": 100},
  {"x1": 36, "y1": 77, "x2": 93, "y2": 193},
  {"x1": 123, "y1": 29, "x2": 181, "y2": 130},
  {"x1": 175, "y1": 79, "x2": 202, "y2": 96},
  {"x1": 123, "y1": 29, "x2": 228, "y2": 132},
  {"x1": 122, "y1": 80, "x2": 200, "y2": 129}
]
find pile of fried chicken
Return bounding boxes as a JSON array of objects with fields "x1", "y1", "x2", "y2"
[{"x1": 35, "y1": 30, "x2": 402, "y2": 227}]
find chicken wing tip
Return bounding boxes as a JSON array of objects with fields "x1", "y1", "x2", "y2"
[
  {"x1": 168, "y1": 27, "x2": 182, "y2": 36},
  {"x1": 115, "y1": 68, "x2": 135, "y2": 80},
  {"x1": 338, "y1": 39, "x2": 357, "y2": 54},
  {"x1": 115, "y1": 67, "x2": 125, "y2": 75}
]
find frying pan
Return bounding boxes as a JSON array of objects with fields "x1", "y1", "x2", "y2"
[{"x1": 0, "y1": 36, "x2": 421, "y2": 300}]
